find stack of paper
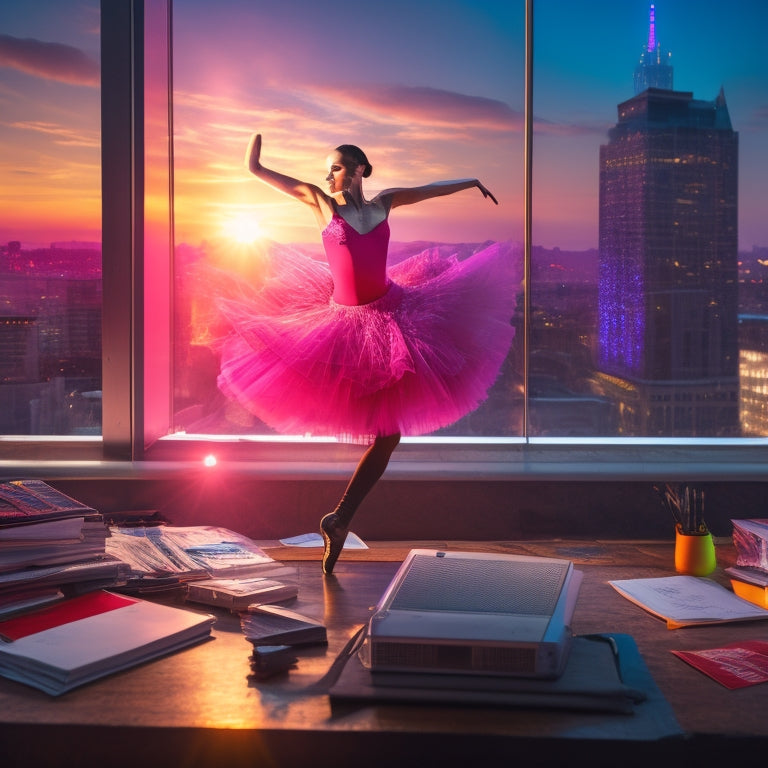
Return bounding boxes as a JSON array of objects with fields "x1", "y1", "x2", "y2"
[
  {"x1": 106, "y1": 524, "x2": 297, "y2": 592},
  {"x1": 0, "y1": 480, "x2": 128, "y2": 617},
  {"x1": 0, "y1": 590, "x2": 215, "y2": 695}
]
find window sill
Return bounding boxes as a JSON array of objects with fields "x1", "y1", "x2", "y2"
[{"x1": 2, "y1": 437, "x2": 767, "y2": 482}]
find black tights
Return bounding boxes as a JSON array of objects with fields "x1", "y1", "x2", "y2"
[{"x1": 333, "y1": 433, "x2": 400, "y2": 527}]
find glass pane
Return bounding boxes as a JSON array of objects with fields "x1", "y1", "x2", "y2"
[
  {"x1": 171, "y1": 0, "x2": 525, "y2": 439},
  {"x1": 0, "y1": 0, "x2": 102, "y2": 435},
  {"x1": 144, "y1": 0, "x2": 174, "y2": 445},
  {"x1": 531, "y1": 0, "x2": 767, "y2": 437}
]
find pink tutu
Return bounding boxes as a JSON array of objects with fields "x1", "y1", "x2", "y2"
[{"x1": 215, "y1": 242, "x2": 519, "y2": 442}]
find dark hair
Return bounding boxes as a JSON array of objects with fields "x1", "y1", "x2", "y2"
[{"x1": 335, "y1": 144, "x2": 372, "y2": 178}]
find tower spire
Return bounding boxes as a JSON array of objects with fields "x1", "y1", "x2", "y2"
[
  {"x1": 634, "y1": 3, "x2": 673, "y2": 94},
  {"x1": 647, "y1": 4, "x2": 657, "y2": 53}
]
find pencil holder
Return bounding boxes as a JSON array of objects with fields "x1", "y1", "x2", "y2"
[{"x1": 674, "y1": 525, "x2": 716, "y2": 576}]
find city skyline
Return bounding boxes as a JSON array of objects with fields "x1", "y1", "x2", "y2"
[{"x1": 0, "y1": 1, "x2": 766, "y2": 250}]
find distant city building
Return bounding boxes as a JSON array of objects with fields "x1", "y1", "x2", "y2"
[
  {"x1": 0, "y1": 243, "x2": 102, "y2": 434},
  {"x1": 634, "y1": 4, "x2": 673, "y2": 94},
  {"x1": 738, "y1": 315, "x2": 768, "y2": 435},
  {"x1": 598, "y1": 87, "x2": 740, "y2": 436},
  {"x1": 0, "y1": 316, "x2": 39, "y2": 383}
]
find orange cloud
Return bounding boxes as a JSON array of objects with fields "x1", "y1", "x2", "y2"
[
  {"x1": 0, "y1": 34, "x2": 98, "y2": 87},
  {"x1": 9, "y1": 121, "x2": 99, "y2": 148}
]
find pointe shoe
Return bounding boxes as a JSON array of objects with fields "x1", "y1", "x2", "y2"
[{"x1": 320, "y1": 512, "x2": 348, "y2": 575}]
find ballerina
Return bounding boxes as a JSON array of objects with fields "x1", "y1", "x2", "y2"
[{"x1": 216, "y1": 133, "x2": 515, "y2": 574}]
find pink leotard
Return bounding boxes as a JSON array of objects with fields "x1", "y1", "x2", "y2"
[{"x1": 322, "y1": 213, "x2": 390, "y2": 305}]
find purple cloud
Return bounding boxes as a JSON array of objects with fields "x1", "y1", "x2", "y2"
[
  {"x1": 0, "y1": 34, "x2": 98, "y2": 86},
  {"x1": 314, "y1": 83, "x2": 523, "y2": 132},
  {"x1": 308, "y1": 82, "x2": 609, "y2": 138}
]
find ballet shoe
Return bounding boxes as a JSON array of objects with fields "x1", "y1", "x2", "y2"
[{"x1": 320, "y1": 512, "x2": 348, "y2": 575}]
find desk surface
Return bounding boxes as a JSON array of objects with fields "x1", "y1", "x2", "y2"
[{"x1": 2, "y1": 539, "x2": 767, "y2": 768}]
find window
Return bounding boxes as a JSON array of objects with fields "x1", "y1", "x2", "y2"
[
  {"x1": 3, "y1": 0, "x2": 768, "y2": 469},
  {"x1": 169, "y1": 0, "x2": 525, "y2": 441},
  {"x1": 0, "y1": 0, "x2": 101, "y2": 438},
  {"x1": 530, "y1": 1, "x2": 765, "y2": 438}
]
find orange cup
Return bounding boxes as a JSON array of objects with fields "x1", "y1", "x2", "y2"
[{"x1": 674, "y1": 525, "x2": 716, "y2": 576}]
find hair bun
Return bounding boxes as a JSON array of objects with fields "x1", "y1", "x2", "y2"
[{"x1": 336, "y1": 144, "x2": 372, "y2": 178}]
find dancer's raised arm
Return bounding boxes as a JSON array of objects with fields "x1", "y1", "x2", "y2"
[{"x1": 245, "y1": 133, "x2": 333, "y2": 225}]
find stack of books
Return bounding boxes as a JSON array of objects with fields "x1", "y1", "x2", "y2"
[
  {"x1": 726, "y1": 519, "x2": 768, "y2": 608},
  {"x1": 0, "y1": 588, "x2": 215, "y2": 695},
  {"x1": 0, "y1": 480, "x2": 129, "y2": 618}
]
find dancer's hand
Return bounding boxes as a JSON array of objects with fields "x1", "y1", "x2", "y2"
[
  {"x1": 246, "y1": 133, "x2": 262, "y2": 173},
  {"x1": 477, "y1": 181, "x2": 498, "y2": 205}
]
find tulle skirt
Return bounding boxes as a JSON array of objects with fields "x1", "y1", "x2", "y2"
[{"x1": 215, "y1": 241, "x2": 519, "y2": 442}]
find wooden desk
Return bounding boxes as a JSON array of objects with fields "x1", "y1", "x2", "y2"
[{"x1": 1, "y1": 540, "x2": 767, "y2": 767}]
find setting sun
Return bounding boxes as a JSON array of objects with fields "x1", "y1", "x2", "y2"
[{"x1": 222, "y1": 213, "x2": 264, "y2": 244}]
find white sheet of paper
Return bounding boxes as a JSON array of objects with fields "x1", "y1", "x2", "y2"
[
  {"x1": 279, "y1": 532, "x2": 368, "y2": 550},
  {"x1": 609, "y1": 575, "x2": 768, "y2": 628}
]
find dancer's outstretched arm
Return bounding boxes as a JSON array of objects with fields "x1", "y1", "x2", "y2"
[{"x1": 377, "y1": 179, "x2": 498, "y2": 209}]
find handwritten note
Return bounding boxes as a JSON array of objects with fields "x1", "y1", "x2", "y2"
[{"x1": 609, "y1": 575, "x2": 768, "y2": 629}]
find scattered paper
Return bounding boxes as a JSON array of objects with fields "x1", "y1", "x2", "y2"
[
  {"x1": 609, "y1": 575, "x2": 768, "y2": 629},
  {"x1": 279, "y1": 532, "x2": 368, "y2": 550},
  {"x1": 672, "y1": 641, "x2": 768, "y2": 689}
]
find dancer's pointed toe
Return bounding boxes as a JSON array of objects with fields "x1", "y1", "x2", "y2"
[{"x1": 320, "y1": 512, "x2": 348, "y2": 575}]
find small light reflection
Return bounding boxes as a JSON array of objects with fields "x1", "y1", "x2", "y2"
[{"x1": 203, "y1": 454, "x2": 217, "y2": 467}]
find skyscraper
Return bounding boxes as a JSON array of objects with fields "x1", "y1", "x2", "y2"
[
  {"x1": 597, "y1": 86, "x2": 740, "y2": 436},
  {"x1": 634, "y1": 4, "x2": 673, "y2": 94}
]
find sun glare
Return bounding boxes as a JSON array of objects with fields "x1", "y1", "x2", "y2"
[{"x1": 223, "y1": 213, "x2": 264, "y2": 244}]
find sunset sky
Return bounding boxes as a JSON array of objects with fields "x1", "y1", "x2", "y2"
[{"x1": 1, "y1": 0, "x2": 766, "y2": 250}]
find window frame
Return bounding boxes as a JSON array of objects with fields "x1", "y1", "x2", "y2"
[{"x1": 1, "y1": 0, "x2": 767, "y2": 482}]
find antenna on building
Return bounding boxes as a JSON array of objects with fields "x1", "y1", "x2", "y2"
[
  {"x1": 634, "y1": 3, "x2": 673, "y2": 94},
  {"x1": 647, "y1": 4, "x2": 657, "y2": 53}
]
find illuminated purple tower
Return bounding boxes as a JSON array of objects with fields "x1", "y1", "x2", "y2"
[
  {"x1": 634, "y1": 4, "x2": 673, "y2": 94},
  {"x1": 597, "y1": 86, "x2": 740, "y2": 436}
]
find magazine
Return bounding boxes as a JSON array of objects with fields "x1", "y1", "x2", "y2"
[{"x1": 0, "y1": 480, "x2": 99, "y2": 526}]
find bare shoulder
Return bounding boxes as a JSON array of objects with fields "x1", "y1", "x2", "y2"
[{"x1": 370, "y1": 189, "x2": 399, "y2": 211}]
